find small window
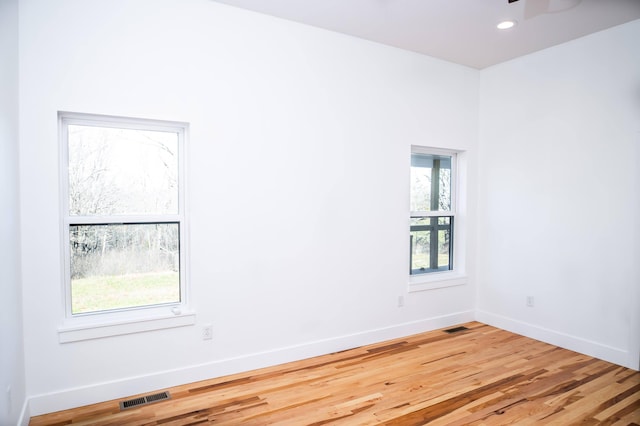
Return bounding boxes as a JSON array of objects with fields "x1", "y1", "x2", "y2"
[
  {"x1": 60, "y1": 113, "x2": 187, "y2": 317},
  {"x1": 410, "y1": 148, "x2": 456, "y2": 275}
]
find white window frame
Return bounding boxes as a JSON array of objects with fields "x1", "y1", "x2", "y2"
[
  {"x1": 409, "y1": 146, "x2": 466, "y2": 292},
  {"x1": 57, "y1": 112, "x2": 194, "y2": 342}
]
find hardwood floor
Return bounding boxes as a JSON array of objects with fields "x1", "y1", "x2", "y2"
[{"x1": 30, "y1": 322, "x2": 640, "y2": 425}]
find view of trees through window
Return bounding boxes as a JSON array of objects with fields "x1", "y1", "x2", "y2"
[
  {"x1": 410, "y1": 152, "x2": 454, "y2": 274},
  {"x1": 65, "y1": 122, "x2": 182, "y2": 314}
]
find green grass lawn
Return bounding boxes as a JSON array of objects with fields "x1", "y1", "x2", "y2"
[
  {"x1": 412, "y1": 252, "x2": 451, "y2": 270},
  {"x1": 71, "y1": 271, "x2": 179, "y2": 314}
]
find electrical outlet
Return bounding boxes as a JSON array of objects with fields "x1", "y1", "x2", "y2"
[
  {"x1": 398, "y1": 295, "x2": 405, "y2": 307},
  {"x1": 202, "y1": 324, "x2": 213, "y2": 340},
  {"x1": 526, "y1": 296, "x2": 534, "y2": 307}
]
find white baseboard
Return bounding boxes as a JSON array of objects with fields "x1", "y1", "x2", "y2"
[
  {"x1": 17, "y1": 400, "x2": 30, "y2": 426},
  {"x1": 27, "y1": 310, "x2": 474, "y2": 417},
  {"x1": 475, "y1": 310, "x2": 632, "y2": 369}
]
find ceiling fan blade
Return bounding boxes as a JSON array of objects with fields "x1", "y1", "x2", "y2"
[
  {"x1": 523, "y1": 0, "x2": 583, "y2": 19},
  {"x1": 524, "y1": 0, "x2": 551, "y2": 19}
]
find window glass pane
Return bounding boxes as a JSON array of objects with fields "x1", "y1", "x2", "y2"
[
  {"x1": 410, "y1": 153, "x2": 451, "y2": 212},
  {"x1": 410, "y1": 217, "x2": 431, "y2": 272},
  {"x1": 68, "y1": 125, "x2": 178, "y2": 215},
  {"x1": 437, "y1": 228, "x2": 451, "y2": 268},
  {"x1": 410, "y1": 216, "x2": 452, "y2": 274},
  {"x1": 70, "y1": 223, "x2": 180, "y2": 314}
]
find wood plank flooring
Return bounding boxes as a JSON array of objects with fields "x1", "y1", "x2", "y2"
[{"x1": 30, "y1": 322, "x2": 640, "y2": 425}]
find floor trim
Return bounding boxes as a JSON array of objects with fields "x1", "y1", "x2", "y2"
[
  {"x1": 28, "y1": 310, "x2": 474, "y2": 416},
  {"x1": 476, "y1": 309, "x2": 632, "y2": 369},
  {"x1": 18, "y1": 399, "x2": 30, "y2": 426}
]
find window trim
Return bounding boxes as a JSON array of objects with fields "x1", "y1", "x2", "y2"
[
  {"x1": 408, "y1": 146, "x2": 466, "y2": 292},
  {"x1": 58, "y1": 112, "x2": 194, "y2": 341}
]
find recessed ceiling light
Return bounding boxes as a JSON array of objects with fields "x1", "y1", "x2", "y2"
[{"x1": 497, "y1": 20, "x2": 516, "y2": 30}]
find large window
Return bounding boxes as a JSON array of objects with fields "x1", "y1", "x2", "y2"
[
  {"x1": 60, "y1": 113, "x2": 187, "y2": 318},
  {"x1": 410, "y1": 147, "x2": 456, "y2": 275}
]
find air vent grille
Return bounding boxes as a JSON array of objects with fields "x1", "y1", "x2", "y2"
[
  {"x1": 444, "y1": 326, "x2": 469, "y2": 334},
  {"x1": 119, "y1": 391, "x2": 171, "y2": 411}
]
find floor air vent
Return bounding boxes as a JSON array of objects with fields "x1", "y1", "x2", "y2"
[
  {"x1": 444, "y1": 326, "x2": 469, "y2": 334},
  {"x1": 119, "y1": 391, "x2": 171, "y2": 411}
]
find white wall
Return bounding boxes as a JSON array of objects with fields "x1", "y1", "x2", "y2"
[
  {"x1": 19, "y1": 0, "x2": 479, "y2": 414},
  {"x1": 477, "y1": 20, "x2": 640, "y2": 370},
  {"x1": 0, "y1": 0, "x2": 28, "y2": 424}
]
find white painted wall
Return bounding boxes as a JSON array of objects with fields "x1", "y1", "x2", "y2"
[
  {"x1": 0, "y1": 0, "x2": 28, "y2": 424},
  {"x1": 19, "y1": 0, "x2": 638, "y2": 418},
  {"x1": 477, "y1": 20, "x2": 640, "y2": 370},
  {"x1": 19, "y1": 0, "x2": 478, "y2": 414}
]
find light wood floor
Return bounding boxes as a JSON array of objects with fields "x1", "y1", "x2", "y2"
[{"x1": 30, "y1": 322, "x2": 640, "y2": 425}]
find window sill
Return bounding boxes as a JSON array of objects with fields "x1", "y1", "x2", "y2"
[
  {"x1": 408, "y1": 272, "x2": 467, "y2": 293},
  {"x1": 58, "y1": 311, "x2": 196, "y2": 343}
]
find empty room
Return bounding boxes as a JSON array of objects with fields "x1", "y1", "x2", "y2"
[{"x1": 1, "y1": 0, "x2": 639, "y2": 424}]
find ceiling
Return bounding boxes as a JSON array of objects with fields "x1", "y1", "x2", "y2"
[{"x1": 210, "y1": 0, "x2": 640, "y2": 69}]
